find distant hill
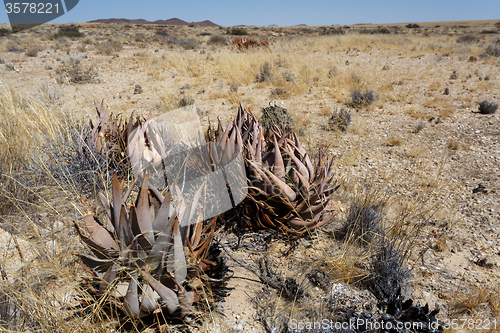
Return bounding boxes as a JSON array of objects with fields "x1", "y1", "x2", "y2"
[{"x1": 88, "y1": 18, "x2": 219, "y2": 27}]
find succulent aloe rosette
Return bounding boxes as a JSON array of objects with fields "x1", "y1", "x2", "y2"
[
  {"x1": 75, "y1": 173, "x2": 220, "y2": 319},
  {"x1": 244, "y1": 128, "x2": 340, "y2": 236},
  {"x1": 80, "y1": 102, "x2": 170, "y2": 182},
  {"x1": 208, "y1": 105, "x2": 340, "y2": 236}
]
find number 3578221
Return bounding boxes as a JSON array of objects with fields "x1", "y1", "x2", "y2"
[{"x1": 5, "y1": 3, "x2": 59, "y2": 14}]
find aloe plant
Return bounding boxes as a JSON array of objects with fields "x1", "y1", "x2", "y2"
[
  {"x1": 75, "y1": 173, "x2": 219, "y2": 319},
  {"x1": 209, "y1": 105, "x2": 339, "y2": 236}
]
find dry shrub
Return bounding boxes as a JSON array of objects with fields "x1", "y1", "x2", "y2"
[
  {"x1": 447, "y1": 139, "x2": 460, "y2": 150},
  {"x1": 95, "y1": 39, "x2": 122, "y2": 55},
  {"x1": 326, "y1": 108, "x2": 352, "y2": 132},
  {"x1": 270, "y1": 87, "x2": 289, "y2": 99},
  {"x1": 449, "y1": 286, "x2": 499, "y2": 317},
  {"x1": 208, "y1": 35, "x2": 227, "y2": 45},
  {"x1": 384, "y1": 134, "x2": 403, "y2": 147},
  {"x1": 348, "y1": 90, "x2": 375, "y2": 109},
  {"x1": 456, "y1": 35, "x2": 479, "y2": 44},
  {"x1": 260, "y1": 102, "x2": 294, "y2": 134},
  {"x1": 25, "y1": 45, "x2": 41, "y2": 57},
  {"x1": 255, "y1": 62, "x2": 273, "y2": 83},
  {"x1": 478, "y1": 100, "x2": 498, "y2": 114},
  {"x1": 55, "y1": 59, "x2": 98, "y2": 84}
]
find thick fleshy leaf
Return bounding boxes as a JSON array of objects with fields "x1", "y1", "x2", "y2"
[
  {"x1": 141, "y1": 270, "x2": 179, "y2": 314},
  {"x1": 247, "y1": 160, "x2": 277, "y2": 195},
  {"x1": 284, "y1": 144, "x2": 309, "y2": 181},
  {"x1": 272, "y1": 135, "x2": 285, "y2": 180},
  {"x1": 178, "y1": 289, "x2": 195, "y2": 318},
  {"x1": 140, "y1": 284, "x2": 158, "y2": 313},
  {"x1": 152, "y1": 190, "x2": 172, "y2": 232},
  {"x1": 118, "y1": 204, "x2": 133, "y2": 247},
  {"x1": 78, "y1": 253, "x2": 114, "y2": 273},
  {"x1": 292, "y1": 167, "x2": 310, "y2": 198},
  {"x1": 298, "y1": 201, "x2": 328, "y2": 220},
  {"x1": 83, "y1": 213, "x2": 119, "y2": 250},
  {"x1": 136, "y1": 175, "x2": 155, "y2": 244},
  {"x1": 123, "y1": 271, "x2": 140, "y2": 318},
  {"x1": 263, "y1": 168, "x2": 296, "y2": 202},
  {"x1": 179, "y1": 181, "x2": 205, "y2": 228},
  {"x1": 171, "y1": 217, "x2": 187, "y2": 285},
  {"x1": 99, "y1": 264, "x2": 118, "y2": 294},
  {"x1": 98, "y1": 192, "x2": 114, "y2": 232},
  {"x1": 75, "y1": 223, "x2": 118, "y2": 260},
  {"x1": 111, "y1": 174, "x2": 124, "y2": 232},
  {"x1": 147, "y1": 210, "x2": 176, "y2": 270}
]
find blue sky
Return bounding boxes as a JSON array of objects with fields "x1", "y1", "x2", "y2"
[{"x1": 1, "y1": 0, "x2": 499, "y2": 26}]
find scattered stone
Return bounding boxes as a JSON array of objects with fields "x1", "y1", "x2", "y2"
[{"x1": 133, "y1": 84, "x2": 143, "y2": 94}]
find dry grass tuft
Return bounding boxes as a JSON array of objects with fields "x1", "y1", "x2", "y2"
[{"x1": 449, "y1": 286, "x2": 500, "y2": 317}]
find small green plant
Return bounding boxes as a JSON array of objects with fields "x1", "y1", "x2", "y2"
[{"x1": 0, "y1": 28, "x2": 12, "y2": 36}]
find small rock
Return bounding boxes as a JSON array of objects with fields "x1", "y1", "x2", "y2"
[
  {"x1": 133, "y1": 84, "x2": 143, "y2": 94},
  {"x1": 233, "y1": 323, "x2": 244, "y2": 332}
]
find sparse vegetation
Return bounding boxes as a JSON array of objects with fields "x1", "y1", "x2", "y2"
[
  {"x1": 53, "y1": 25, "x2": 83, "y2": 38},
  {"x1": 55, "y1": 58, "x2": 98, "y2": 84},
  {"x1": 227, "y1": 27, "x2": 248, "y2": 35},
  {"x1": 25, "y1": 45, "x2": 41, "y2": 57},
  {"x1": 326, "y1": 107, "x2": 352, "y2": 132},
  {"x1": 255, "y1": 62, "x2": 273, "y2": 82},
  {"x1": 348, "y1": 90, "x2": 376, "y2": 108},
  {"x1": 478, "y1": 100, "x2": 498, "y2": 114},
  {"x1": 208, "y1": 34, "x2": 227, "y2": 45},
  {"x1": 1, "y1": 20, "x2": 499, "y2": 332},
  {"x1": 0, "y1": 28, "x2": 12, "y2": 36},
  {"x1": 260, "y1": 102, "x2": 294, "y2": 134},
  {"x1": 95, "y1": 39, "x2": 123, "y2": 55},
  {"x1": 457, "y1": 34, "x2": 479, "y2": 43}
]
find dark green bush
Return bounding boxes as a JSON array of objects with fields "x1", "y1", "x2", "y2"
[
  {"x1": 53, "y1": 25, "x2": 83, "y2": 38},
  {"x1": 0, "y1": 28, "x2": 12, "y2": 36},
  {"x1": 228, "y1": 27, "x2": 248, "y2": 35}
]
